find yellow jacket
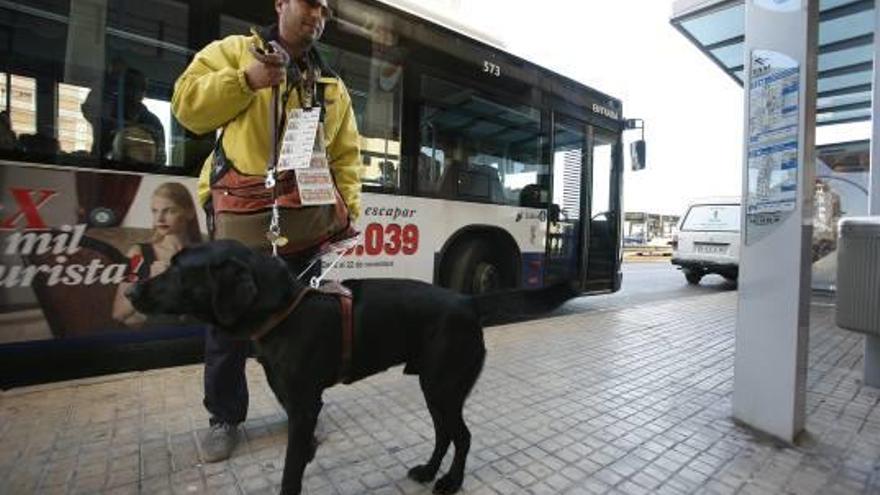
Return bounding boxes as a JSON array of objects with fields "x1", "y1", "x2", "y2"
[{"x1": 172, "y1": 34, "x2": 362, "y2": 219}]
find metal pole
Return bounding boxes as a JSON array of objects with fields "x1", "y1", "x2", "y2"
[
  {"x1": 733, "y1": 0, "x2": 817, "y2": 443},
  {"x1": 872, "y1": 6, "x2": 880, "y2": 217},
  {"x1": 862, "y1": 4, "x2": 880, "y2": 386}
]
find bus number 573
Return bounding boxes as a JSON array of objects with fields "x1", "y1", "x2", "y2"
[{"x1": 483, "y1": 61, "x2": 501, "y2": 77}]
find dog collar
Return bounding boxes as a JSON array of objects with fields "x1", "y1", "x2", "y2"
[{"x1": 250, "y1": 287, "x2": 315, "y2": 341}]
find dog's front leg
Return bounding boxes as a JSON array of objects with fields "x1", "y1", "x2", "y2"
[{"x1": 279, "y1": 401, "x2": 321, "y2": 495}]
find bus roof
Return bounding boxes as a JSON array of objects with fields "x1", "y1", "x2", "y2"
[
  {"x1": 373, "y1": 0, "x2": 508, "y2": 51},
  {"x1": 363, "y1": 0, "x2": 623, "y2": 114}
]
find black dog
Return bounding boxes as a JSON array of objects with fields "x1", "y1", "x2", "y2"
[{"x1": 127, "y1": 240, "x2": 489, "y2": 494}]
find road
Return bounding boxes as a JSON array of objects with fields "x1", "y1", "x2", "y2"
[{"x1": 553, "y1": 259, "x2": 738, "y2": 317}]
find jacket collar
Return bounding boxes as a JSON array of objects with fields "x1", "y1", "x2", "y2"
[{"x1": 259, "y1": 23, "x2": 336, "y2": 77}]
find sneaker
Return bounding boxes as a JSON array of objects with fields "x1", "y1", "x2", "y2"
[{"x1": 201, "y1": 422, "x2": 239, "y2": 463}]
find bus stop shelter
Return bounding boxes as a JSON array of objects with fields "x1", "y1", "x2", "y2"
[
  {"x1": 673, "y1": 0, "x2": 875, "y2": 127},
  {"x1": 670, "y1": 0, "x2": 880, "y2": 443}
]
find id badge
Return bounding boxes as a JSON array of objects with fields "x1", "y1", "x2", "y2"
[
  {"x1": 277, "y1": 108, "x2": 321, "y2": 171},
  {"x1": 295, "y1": 124, "x2": 337, "y2": 205}
]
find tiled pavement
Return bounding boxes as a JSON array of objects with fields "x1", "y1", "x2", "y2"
[{"x1": 2, "y1": 291, "x2": 880, "y2": 494}]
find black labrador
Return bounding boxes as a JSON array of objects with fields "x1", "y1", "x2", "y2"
[{"x1": 127, "y1": 240, "x2": 489, "y2": 494}]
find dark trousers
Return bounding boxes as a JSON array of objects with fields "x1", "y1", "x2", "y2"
[{"x1": 204, "y1": 253, "x2": 321, "y2": 425}]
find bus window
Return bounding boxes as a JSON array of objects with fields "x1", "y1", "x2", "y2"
[
  {"x1": 57, "y1": 83, "x2": 94, "y2": 154},
  {"x1": 591, "y1": 134, "x2": 614, "y2": 218},
  {"x1": 0, "y1": 0, "x2": 196, "y2": 171},
  {"x1": 417, "y1": 75, "x2": 547, "y2": 206},
  {"x1": 317, "y1": 45, "x2": 403, "y2": 192},
  {"x1": 0, "y1": 73, "x2": 37, "y2": 140}
]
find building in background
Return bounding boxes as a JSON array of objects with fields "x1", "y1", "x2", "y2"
[{"x1": 624, "y1": 212, "x2": 680, "y2": 246}]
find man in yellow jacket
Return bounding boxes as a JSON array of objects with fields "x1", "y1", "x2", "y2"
[{"x1": 172, "y1": 0, "x2": 361, "y2": 462}]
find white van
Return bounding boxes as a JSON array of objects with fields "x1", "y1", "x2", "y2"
[{"x1": 671, "y1": 198, "x2": 741, "y2": 284}]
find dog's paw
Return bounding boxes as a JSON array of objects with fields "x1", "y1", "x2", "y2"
[
  {"x1": 407, "y1": 464, "x2": 437, "y2": 483},
  {"x1": 433, "y1": 473, "x2": 463, "y2": 494}
]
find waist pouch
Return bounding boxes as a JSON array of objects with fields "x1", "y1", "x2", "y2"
[{"x1": 210, "y1": 143, "x2": 354, "y2": 256}]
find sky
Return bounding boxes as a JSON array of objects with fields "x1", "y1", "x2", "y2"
[
  {"x1": 453, "y1": 0, "x2": 745, "y2": 216},
  {"x1": 412, "y1": 0, "x2": 869, "y2": 216}
]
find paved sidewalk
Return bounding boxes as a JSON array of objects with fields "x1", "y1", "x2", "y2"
[{"x1": 2, "y1": 291, "x2": 879, "y2": 494}]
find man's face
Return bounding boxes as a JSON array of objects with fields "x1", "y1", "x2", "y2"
[{"x1": 276, "y1": 0, "x2": 331, "y2": 47}]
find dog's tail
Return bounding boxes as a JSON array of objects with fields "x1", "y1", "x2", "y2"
[{"x1": 471, "y1": 282, "x2": 577, "y2": 325}]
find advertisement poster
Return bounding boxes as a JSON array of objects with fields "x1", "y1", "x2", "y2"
[
  {"x1": 0, "y1": 164, "x2": 434, "y2": 347},
  {"x1": 0, "y1": 165, "x2": 207, "y2": 345},
  {"x1": 0, "y1": 163, "x2": 538, "y2": 349}
]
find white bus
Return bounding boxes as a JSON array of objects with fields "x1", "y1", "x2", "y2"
[{"x1": 0, "y1": 0, "x2": 640, "y2": 387}]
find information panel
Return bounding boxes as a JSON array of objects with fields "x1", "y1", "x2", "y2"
[{"x1": 746, "y1": 49, "x2": 800, "y2": 244}]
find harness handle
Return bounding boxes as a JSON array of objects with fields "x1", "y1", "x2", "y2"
[{"x1": 296, "y1": 234, "x2": 362, "y2": 286}]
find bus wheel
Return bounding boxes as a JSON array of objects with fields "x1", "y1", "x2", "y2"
[
  {"x1": 472, "y1": 261, "x2": 501, "y2": 294},
  {"x1": 447, "y1": 240, "x2": 505, "y2": 295}
]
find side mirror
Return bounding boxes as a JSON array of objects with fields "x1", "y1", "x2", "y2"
[
  {"x1": 625, "y1": 119, "x2": 646, "y2": 171},
  {"x1": 631, "y1": 140, "x2": 646, "y2": 171}
]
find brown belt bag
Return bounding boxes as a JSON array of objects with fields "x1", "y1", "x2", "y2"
[{"x1": 209, "y1": 143, "x2": 354, "y2": 256}]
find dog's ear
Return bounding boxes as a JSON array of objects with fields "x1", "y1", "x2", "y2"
[{"x1": 210, "y1": 258, "x2": 258, "y2": 327}]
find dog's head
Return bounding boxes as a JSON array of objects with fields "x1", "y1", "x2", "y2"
[{"x1": 127, "y1": 240, "x2": 298, "y2": 336}]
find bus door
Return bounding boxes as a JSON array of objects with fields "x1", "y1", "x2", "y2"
[
  {"x1": 546, "y1": 118, "x2": 587, "y2": 286},
  {"x1": 583, "y1": 126, "x2": 622, "y2": 291},
  {"x1": 546, "y1": 120, "x2": 621, "y2": 291}
]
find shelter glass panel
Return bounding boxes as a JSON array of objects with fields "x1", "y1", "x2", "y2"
[
  {"x1": 818, "y1": 70, "x2": 872, "y2": 93},
  {"x1": 818, "y1": 44, "x2": 873, "y2": 73},
  {"x1": 817, "y1": 91, "x2": 873, "y2": 108},
  {"x1": 817, "y1": 108, "x2": 872, "y2": 123},
  {"x1": 819, "y1": 9, "x2": 874, "y2": 46},
  {"x1": 820, "y1": 0, "x2": 866, "y2": 9},
  {"x1": 710, "y1": 43, "x2": 744, "y2": 69},
  {"x1": 679, "y1": 4, "x2": 745, "y2": 47}
]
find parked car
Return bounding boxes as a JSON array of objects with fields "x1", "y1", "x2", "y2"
[
  {"x1": 671, "y1": 198, "x2": 741, "y2": 284},
  {"x1": 623, "y1": 234, "x2": 647, "y2": 246}
]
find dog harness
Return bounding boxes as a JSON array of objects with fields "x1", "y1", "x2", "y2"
[
  {"x1": 318, "y1": 281, "x2": 354, "y2": 384},
  {"x1": 251, "y1": 282, "x2": 354, "y2": 384}
]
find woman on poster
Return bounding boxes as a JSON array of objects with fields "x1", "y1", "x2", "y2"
[{"x1": 112, "y1": 182, "x2": 202, "y2": 327}]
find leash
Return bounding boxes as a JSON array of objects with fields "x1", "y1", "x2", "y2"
[
  {"x1": 249, "y1": 33, "x2": 291, "y2": 257},
  {"x1": 248, "y1": 30, "x2": 359, "y2": 284}
]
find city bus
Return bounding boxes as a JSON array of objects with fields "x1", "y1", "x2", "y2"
[{"x1": 0, "y1": 0, "x2": 639, "y2": 387}]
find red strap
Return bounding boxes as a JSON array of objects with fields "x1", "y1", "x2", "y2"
[
  {"x1": 316, "y1": 281, "x2": 354, "y2": 383},
  {"x1": 251, "y1": 287, "x2": 314, "y2": 341},
  {"x1": 253, "y1": 281, "x2": 354, "y2": 382}
]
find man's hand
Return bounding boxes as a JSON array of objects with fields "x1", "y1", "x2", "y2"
[{"x1": 244, "y1": 53, "x2": 287, "y2": 91}]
